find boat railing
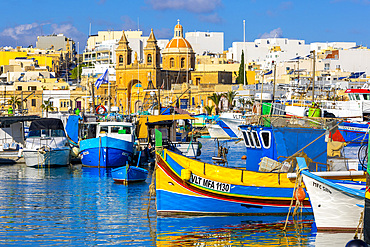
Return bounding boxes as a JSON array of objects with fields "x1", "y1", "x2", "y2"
[
  {"x1": 277, "y1": 155, "x2": 330, "y2": 172},
  {"x1": 243, "y1": 114, "x2": 339, "y2": 129}
]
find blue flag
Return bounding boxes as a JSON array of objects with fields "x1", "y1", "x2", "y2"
[
  {"x1": 95, "y1": 69, "x2": 109, "y2": 89},
  {"x1": 264, "y1": 70, "x2": 272, "y2": 75}
]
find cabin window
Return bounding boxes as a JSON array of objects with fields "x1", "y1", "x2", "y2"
[
  {"x1": 100, "y1": 126, "x2": 108, "y2": 134},
  {"x1": 247, "y1": 131, "x2": 255, "y2": 148},
  {"x1": 51, "y1": 130, "x2": 66, "y2": 137},
  {"x1": 259, "y1": 131, "x2": 271, "y2": 149},
  {"x1": 242, "y1": 131, "x2": 250, "y2": 147},
  {"x1": 252, "y1": 130, "x2": 261, "y2": 149},
  {"x1": 110, "y1": 126, "x2": 131, "y2": 134}
]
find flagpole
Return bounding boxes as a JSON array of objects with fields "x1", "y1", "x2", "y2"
[{"x1": 108, "y1": 72, "x2": 111, "y2": 113}]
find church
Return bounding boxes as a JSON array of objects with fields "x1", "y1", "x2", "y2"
[{"x1": 115, "y1": 21, "x2": 232, "y2": 114}]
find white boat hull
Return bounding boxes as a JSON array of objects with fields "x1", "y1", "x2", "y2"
[
  {"x1": 302, "y1": 174, "x2": 364, "y2": 231},
  {"x1": 173, "y1": 142, "x2": 200, "y2": 158},
  {"x1": 206, "y1": 124, "x2": 229, "y2": 139},
  {"x1": 23, "y1": 148, "x2": 71, "y2": 167},
  {"x1": 218, "y1": 117, "x2": 244, "y2": 138}
]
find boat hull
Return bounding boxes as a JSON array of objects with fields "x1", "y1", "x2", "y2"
[
  {"x1": 80, "y1": 136, "x2": 133, "y2": 168},
  {"x1": 302, "y1": 173, "x2": 365, "y2": 231},
  {"x1": 156, "y1": 150, "x2": 312, "y2": 216},
  {"x1": 23, "y1": 148, "x2": 71, "y2": 167},
  {"x1": 206, "y1": 124, "x2": 230, "y2": 139},
  {"x1": 112, "y1": 166, "x2": 148, "y2": 183}
]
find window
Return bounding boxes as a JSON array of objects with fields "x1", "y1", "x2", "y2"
[
  {"x1": 170, "y1": 58, "x2": 174, "y2": 68},
  {"x1": 111, "y1": 126, "x2": 131, "y2": 134},
  {"x1": 119, "y1": 55, "x2": 123, "y2": 64},
  {"x1": 100, "y1": 126, "x2": 108, "y2": 134},
  {"x1": 259, "y1": 131, "x2": 271, "y2": 149},
  {"x1": 196, "y1": 78, "x2": 200, "y2": 85},
  {"x1": 252, "y1": 131, "x2": 261, "y2": 149},
  {"x1": 355, "y1": 94, "x2": 360, "y2": 100},
  {"x1": 242, "y1": 131, "x2": 250, "y2": 147},
  {"x1": 31, "y1": 99, "x2": 36, "y2": 107},
  {"x1": 28, "y1": 86, "x2": 37, "y2": 91},
  {"x1": 17, "y1": 86, "x2": 22, "y2": 91},
  {"x1": 247, "y1": 131, "x2": 255, "y2": 148},
  {"x1": 147, "y1": 54, "x2": 152, "y2": 63},
  {"x1": 181, "y1": 58, "x2": 185, "y2": 68}
]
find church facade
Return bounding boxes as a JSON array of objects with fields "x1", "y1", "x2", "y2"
[{"x1": 115, "y1": 21, "x2": 232, "y2": 114}]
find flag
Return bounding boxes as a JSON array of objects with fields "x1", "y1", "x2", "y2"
[
  {"x1": 264, "y1": 70, "x2": 272, "y2": 76},
  {"x1": 95, "y1": 69, "x2": 109, "y2": 89}
]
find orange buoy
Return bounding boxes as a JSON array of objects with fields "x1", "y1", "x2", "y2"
[
  {"x1": 241, "y1": 155, "x2": 247, "y2": 160},
  {"x1": 294, "y1": 187, "x2": 306, "y2": 202}
]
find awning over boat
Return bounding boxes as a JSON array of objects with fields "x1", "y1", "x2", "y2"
[
  {"x1": 0, "y1": 115, "x2": 40, "y2": 126},
  {"x1": 29, "y1": 118, "x2": 64, "y2": 131},
  {"x1": 137, "y1": 114, "x2": 195, "y2": 140}
]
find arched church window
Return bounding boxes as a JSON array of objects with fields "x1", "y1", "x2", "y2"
[
  {"x1": 181, "y1": 58, "x2": 185, "y2": 68},
  {"x1": 147, "y1": 54, "x2": 152, "y2": 64},
  {"x1": 119, "y1": 55, "x2": 123, "y2": 64},
  {"x1": 170, "y1": 58, "x2": 174, "y2": 68}
]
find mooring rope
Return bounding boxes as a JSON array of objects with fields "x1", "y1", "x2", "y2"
[{"x1": 147, "y1": 152, "x2": 158, "y2": 217}]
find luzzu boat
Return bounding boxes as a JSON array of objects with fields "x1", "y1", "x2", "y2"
[
  {"x1": 156, "y1": 116, "x2": 366, "y2": 216},
  {"x1": 156, "y1": 149, "x2": 312, "y2": 215}
]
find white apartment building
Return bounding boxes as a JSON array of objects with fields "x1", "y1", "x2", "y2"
[
  {"x1": 227, "y1": 38, "x2": 311, "y2": 69},
  {"x1": 84, "y1": 30, "x2": 169, "y2": 65},
  {"x1": 185, "y1": 31, "x2": 224, "y2": 55}
]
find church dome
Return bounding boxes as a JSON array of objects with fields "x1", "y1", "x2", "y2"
[{"x1": 164, "y1": 20, "x2": 193, "y2": 50}]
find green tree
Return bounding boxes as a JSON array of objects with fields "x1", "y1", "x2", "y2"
[
  {"x1": 70, "y1": 64, "x2": 87, "y2": 80},
  {"x1": 208, "y1": 93, "x2": 222, "y2": 115},
  {"x1": 204, "y1": 105, "x2": 214, "y2": 115},
  {"x1": 8, "y1": 96, "x2": 21, "y2": 110},
  {"x1": 223, "y1": 90, "x2": 238, "y2": 110},
  {"x1": 41, "y1": 99, "x2": 54, "y2": 117},
  {"x1": 236, "y1": 50, "x2": 247, "y2": 84}
]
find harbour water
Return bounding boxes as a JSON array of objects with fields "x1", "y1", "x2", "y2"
[{"x1": 0, "y1": 138, "x2": 359, "y2": 246}]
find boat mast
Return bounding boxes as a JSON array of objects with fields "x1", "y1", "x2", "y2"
[{"x1": 311, "y1": 50, "x2": 316, "y2": 102}]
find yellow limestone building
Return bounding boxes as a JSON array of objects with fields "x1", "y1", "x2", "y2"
[{"x1": 115, "y1": 21, "x2": 232, "y2": 114}]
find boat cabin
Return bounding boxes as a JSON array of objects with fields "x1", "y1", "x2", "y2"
[{"x1": 82, "y1": 122, "x2": 134, "y2": 143}]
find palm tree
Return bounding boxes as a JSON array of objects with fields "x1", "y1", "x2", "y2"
[
  {"x1": 208, "y1": 93, "x2": 222, "y2": 115},
  {"x1": 8, "y1": 96, "x2": 21, "y2": 111},
  {"x1": 223, "y1": 90, "x2": 238, "y2": 111},
  {"x1": 204, "y1": 105, "x2": 214, "y2": 115},
  {"x1": 41, "y1": 99, "x2": 54, "y2": 117}
]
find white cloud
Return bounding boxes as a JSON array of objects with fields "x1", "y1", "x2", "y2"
[
  {"x1": 146, "y1": 0, "x2": 222, "y2": 13},
  {"x1": 259, "y1": 28, "x2": 283, "y2": 39},
  {"x1": 1, "y1": 23, "x2": 40, "y2": 40}
]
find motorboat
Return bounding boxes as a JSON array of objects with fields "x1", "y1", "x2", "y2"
[{"x1": 23, "y1": 118, "x2": 71, "y2": 167}]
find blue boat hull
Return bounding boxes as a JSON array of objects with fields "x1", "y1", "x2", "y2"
[
  {"x1": 112, "y1": 166, "x2": 148, "y2": 183},
  {"x1": 80, "y1": 137, "x2": 133, "y2": 168}
]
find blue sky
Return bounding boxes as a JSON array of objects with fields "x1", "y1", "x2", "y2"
[{"x1": 0, "y1": 0, "x2": 369, "y2": 51}]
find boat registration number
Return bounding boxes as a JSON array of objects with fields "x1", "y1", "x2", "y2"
[{"x1": 190, "y1": 173, "x2": 231, "y2": 193}]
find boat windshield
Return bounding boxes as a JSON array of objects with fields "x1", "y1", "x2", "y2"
[{"x1": 28, "y1": 129, "x2": 66, "y2": 138}]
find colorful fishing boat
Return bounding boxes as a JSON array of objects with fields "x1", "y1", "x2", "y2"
[
  {"x1": 156, "y1": 149, "x2": 313, "y2": 215},
  {"x1": 297, "y1": 157, "x2": 365, "y2": 231},
  {"x1": 79, "y1": 121, "x2": 135, "y2": 168},
  {"x1": 155, "y1": 115, "x2": 366, "y2": 216}
]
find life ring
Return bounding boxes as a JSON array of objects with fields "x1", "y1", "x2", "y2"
[{"x1": 96, "y1": 105, "x2": 107, "y2": 115}]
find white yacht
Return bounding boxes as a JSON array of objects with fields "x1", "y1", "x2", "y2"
[{"x1": 23, "y1": 118, "x2": 71, "y2": 167}]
